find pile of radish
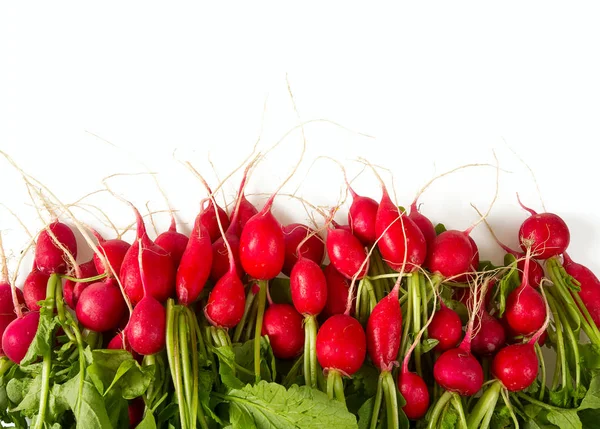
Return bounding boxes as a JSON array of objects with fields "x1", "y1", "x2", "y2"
[{"x1": 1, "y1": 149, "x2": 600, "y2": 429}]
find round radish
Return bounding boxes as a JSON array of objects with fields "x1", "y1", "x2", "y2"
[
  {"x1": 63, "y1": 259, "x2": 98, "y2": 309},
  {"x1": 426, "y1": 230, "x2": 475, "y2": 279},
  {"x1": 316, "y1": 314, "x2": 366, "y2": 376},
  {"x1": 322, "y1": 264, "x2": 351, "y2": 318},
  {"x1": 347, "y1": 189, "x2": 379, "y2": 246},
  {"x1": 367, "y1": 286, "x2": 402, "y2": 371},
  {"x1": 505, "y1": 282, "x2": 545, "y2": 337},
  {"x1": 121, "y1": 206, "x2": 175, "y2": 304},
  {"x1": 326, "y1": 227, "x2": 369, "y2": 280},
  {"x1": 562, "y1": 253, "x2": 600, "y2": 326},
  {"x1": 76, "y1": 278, "x2": 127, "y2": 332},
  {"x1": 0, "y1": 285, "x2": 24, "y2": 356},
  {"x1": 155, "y1": 216, "x2": 189, "y2": 268},
  {"x1": 261, "y1": 303, "x2": 304, "y2": 359},
  {"x1": 205, "y1": 271, "x2": 246, "y2": 328},
  {"x1": 492, "y1": 343, "x2": 538, "y2": 391},
  {"x1": 290, "y1": 257, "x2": 328, "y2": 316},
  {"x1": 433, "y1": 347, "x2": 484, "y2": 396},
  {"x1": 517, "y1": 201, "x2": 570, "y2": 259},
  {"x1": 93, "y1": 236, "x2": 131, "y2": 277},
  {"x1": 428, "y1": 304, "x2": 463, "y2": 352},
  {"x1": 127, "y1": 296, "x2": 165, "y2": 355},
  {"x1": 398, "y1": 371, "x2": 430, "y2": 420},
  {"x1": 34, "y1": 220, "x2": 78, "y2": 275},
  {"x1": 282, "y1": 223, "x2": 325, "y2": 277},
  {"x1": 408, "y1": 201, "x2": 436, "y2": 247},
  {"x1": 2, "y1": 311, "x2": 40, "y2": 363},
  {"x1": 471, "y1": 311, "x2": 506, "y2": 357},
  {"x1": 23, "y1": 268, "x2": 50, "y2": 311}
]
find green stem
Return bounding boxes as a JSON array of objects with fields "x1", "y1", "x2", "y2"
[
  {"x1": 411, "y1": 273, "x2": 422, "y2": 377},
  {"x1": 368, "y1": 273, "x2": 404, "y2": 281},
  {"x1": 556, "y1": 299, "x2": 580, "y2": 387},
  {"x1": 420, "y1": 272, "x2": 429, "y2": 336},
  {"x1": 355, "y1": 278, "x2": 365, "y2": 323},
  {"x1": 326, "y1": 370, "x2": 335, "y2": 400},
  {"x1": 303, "y1": 315, "x2": 318, "y2": 388},
  {"x1": 547, "y1": 293, "x2": 567, "y2": 389},
  {"x1": 167, "y1": 303, "x2": 188, "y2": 429},
  {"x1": 60, "y1": 272, "x2": 108, "y2": 283},
  {"x1": 244, "y1": 297, "x2": 259, "y2": 342},
  {"x1": 399, "y1": 278, "x2": 413, "y2": 360},
  {"x1": 187, "y1": 311, "x2": 207, "y2": 429},
  {"x1": 427, "y1": 390, "x2": 453, "y2": 429},
  {"x1": 282, "y1": 354, "x2": 304, "y2": 388},
  {"x1": 516, "y1": 392, "x2": 565, "y2": 411},
  {"x1": 178, "y1": 313, "x2": 193, "y2": 424},
  {"x1": 451, "y1": 393, "x2": 467, "y2": 429},
  {"x1": 0, "y1": 357, "x2": 13, "y2": 377},
  {"x1": 233, "y1": 286, "x2": 257, "y2": 343},
  {"x1": 54, "y1": 280, "x2": 76, "y2": 342},
  {"x1": 333, "y1": 371, "x2": 345, "y2": 404},
  {"x1": 570, "y1": 289, "x2": 600, "y2": 343},
  {"x1": 466, "y1": 381, "x2": 501, "y2": 429},
  {"x1": 535, "y1": 342, "x2": 546, "y2": 401},
  {"x1": 370, "y1": 373, "x2": 385, "y2": 429},
  {"x1": 500, "y1": 388, "x2": 519, "y2": 429},
  {"x1": 254, "y1": 280, "x2": 268, "y2": 383},
  {"x1": 67, "y1": 313, "x2": 85, "y2": 416},
  {"x1": 383, "y1": 371, "x2": 399, "y2": 429}
]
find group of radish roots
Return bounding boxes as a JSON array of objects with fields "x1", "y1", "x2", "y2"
[{"x1": 1, "y1": 150, "x2": 599, "y2": 429}]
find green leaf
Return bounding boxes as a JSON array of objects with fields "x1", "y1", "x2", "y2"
[
  {"x1": 357, "y1": 396, "x2": 374, "y2": 429},
  {"x1": 421, "y1": 338, "x2": 440, "y2": 354},
  {"x1": 579, "y1": 375, "x2": 600, "y2": 410},
  {"x1": 497, "y1": 254, "x2": 521, "y2": 317},
  {"x1": 21, "y1": 309, "x2": 59, "y2": 366},
  {"x1": 136, "y1": 410, "x2": 158, "y2": 429},
  {"x1": 439, "y1": 405, "x2": 458, "y2": 429},
  {"x1": 224, "y1": 381, "x2": 358, "y2": 429},
  {"x1": 59, "y1": 376, "x2": 112, "y2": 429},
  {"x1": 11, "y1": 376, "x2": 42, "y2": 416},
  {"x1": 490, "y1": 404, "x2": 512, "y2": 429},
  {"x1": 435, "y1": 223, "x2": 447, "y2": 235},
  {"x1": 546, "y1": 409, "x2": 582, "y2": 429},
  {"x1": 87, "y1": 349, "x2": 152, "y2": 400},
  {"x1": 6, "y1": 377, "x2": 31, "y2": 406},
  {"x1": 269, "y1": 278, "x2": 292, "y2": 304},
  {"x1": 579, "y1": 409, "x2": 600, "y2": 429}
]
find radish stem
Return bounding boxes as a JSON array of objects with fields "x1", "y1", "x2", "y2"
[{"x1": 254, "y1": 280, "x2": 268, "y2": 382}]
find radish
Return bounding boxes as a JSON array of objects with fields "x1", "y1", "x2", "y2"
[
  {"x1": 63, "y1": 259, "x2": 98, "y2": 309},
  {"x1": 471, "y1": 310, "x2": 506, "y2": 357},
  {"x1": 127, "y1": 240, "x2": 166, "y2": 356},
  {"x1": 92, "y1": 232, "x2": 131, "y2": 278},
  {"x1": 426, "y1": 229, "x2": 477, "y2": 279},
  {"x1": 282, "y1": 223, "x2": 325, "y2": 277},
  {"x1": 505, "y1": 248, "x2": 546, "y2": 336},
  {"x1": 0, "y1": 237, "x2": 25, "y2": 356},
  {"x1": 34, "y1": 220, "x2": 78, "y2": 275},
  {"x1": 121, "y1": 205, "x2": 175, "y2": 304},
  {"x1": 408, "y1": 201, "x2": 436, "y2": 247},
  {"x1": 517, "y1": 197, "x2": 570, "y2": 259},
  {"x1": 290, "y1": 253, "x2": 328, "y2": 388},
  {"x1": 107, "y1": 331, "x2": 136, "y2": 355},
  {"x1": 23, "y1": 267, "x2": 50, "y2": 311},
  {"x1": 322, "y1": 264, "x2": 351, "y2": 318},
  {"x1": 326, "y1": 226, "x2": 369, "y2": 280},
  {"x1": 155, "y1": 216, "x2": 189, "y2": 269},
  {"x1": 347, "y1": 186, "x2": 379, "y2": 246},
  {"x1": 176, "y1": 209, "x2": 213, "y2": 306},
  {"x1": 76, "y1": 278, "x2": 127, "y2": 332},
  {"x1": 2, "y1": 311, "x2": 40, "y2": 363},
  {"x1": 562, "y1": 253, "x2": 600, "y2": 327},
  {"x1": 427, "y1": 302, "x2": 463, "y2": 352},
  {"x1": 261, "y1": 303, "x2": 304, "y2": 359},
  {"x1": 198, "y1": 199, "x2": 230, "y2": 243},
  {"x1": 128, "y1": 398, "x2": 145, "y2": 428}
]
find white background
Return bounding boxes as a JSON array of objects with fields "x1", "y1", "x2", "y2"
[{"x1": 1, "y1": 2, "x2": 600, "y2": 281}]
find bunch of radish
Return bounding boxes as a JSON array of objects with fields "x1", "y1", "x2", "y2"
[{"x1": 3, "y1": 148, "x2": 600, "y2": 429}]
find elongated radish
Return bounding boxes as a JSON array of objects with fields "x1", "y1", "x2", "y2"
[
  {"x1": 261, "y1": 303, "x2": 304, "y2": 359},
  {"x1": 76, "y1": 278, "x2": 126, "y2": 332},
  {"x1": 121, "y1": 206, "x2": 175, "y2": 304},
  {"x1": 322, "y1": 264, "x2": 351, "y2": 318},
  {"x1": 367, "y1": 284, "x2": 402, "y2": 371},
  {"x1": 63, "y1": 259, "x2": 98, "y2": 309},
  {"x1": 93, "y1": 233, "x2": 131, "y2": 278},
  {"x1": 198, "y1": 199, "x2": 230, "y2": 243},
  {"x1": 427, "y1": 302, "x2": 463, "y2": 352},
  {"x1": 326, "y1": 226, "x2": 369, "y2": 280},
  {"x1": 23, "y1": 268, "x2": 50, "y2": 311},
  {"x1": 408, "y1": 201, "x2": 436, "y2": 247},
  {"x1": 347, "y1": 186, "x2": 379, "y2": 246},
  {"x1": 155, "y1": 216, "x2": 189, "y2": 268},
  {"x1": 2, "y1": 311, "x2": 40, "y2": 363},
  {"x1": 34, "y1": 220, "x2": 78, "y2": 275},
  {"x1": 282, "y1": 223, "x2": 325, "y2": 277},
  {"x1": 561, "y1": 253, "x2": 600, "y2": 327},
  {"x1": 517, "y1": 197, "x2": 570, "y2": 259}
]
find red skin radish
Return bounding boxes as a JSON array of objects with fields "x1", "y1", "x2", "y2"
[
  {"x1": 210, "y1": 232, "x2": 243, "y2": 283},
  {"x1": 63, "y1": 260, "x2": 98, "y2": 309},
  {"x1": 290, "y1": 257, "x2": 328, "y2": 316},
  {"x1": 205, "y1": 271, "x2": 246, "y2": 328},
  {"x1": 427, "y1": 304, "x2": 463, "y2": 352},
  {"x1": 366, "y1": 287, "x2": 402, "y2": 371},
  {"x1": 239, "y1": 202, "x2": 286, "y2": 281},
  {"x1": 107, "y1": 331, "x2": 142, "y2": 363},
  {"x1": 128, "y1": 398, "x2": 145, "y2": 428},
  {"x1": 426, "y1": 230, "x2": 475, "y2": 279},
  {"x1": 281, "y1": 223, "x2": 325, "y2": 277},
  {"x1": 517, "y1": 201, "x2": 570, "y2": 259},
  {"x1": 398, "y1": 371, "x2": 430, "y2": 420},
  {"x1": 231, "y1": 196, "x2": 258, "y2": 237},
  {"x1": 76, "y1": 278, "x2": 127, "y2": 332},
  {"x1": 316, "y1": 314, "x2": 366, "y2": 376},
  {"x1": 471, "y1": 311, "x2": 506, "y2": 357},
  {"x1": 375, "y1": 186, "x2": 427, "y2": 272},
  {"x1": 1, "y1": 311, "x2": 40, "y2": 363},
  {"x1": 326, "y1": 227, "x2": 369, "y2": 280},
  {"x1": 487, "y1": 230, "x2": 544, "y2": 288},
  {"x1": 127, "y1": 296, "x2": 166, "y2": 355},
  {"x1": 433, "y1": 347, "x2": 484, "y2": 396},
  {"x1": 155, "y1": 217, "x2": 189, "y2": 268},
  {"x1": 322, "y1": 264, "x2": 351, "y2": 318},
  {"x1": 121, "y1": 207, "x2": 175, "y2": 304},
  {"x1": 347, "y1": 190, "x2": 379, "y2": 246},
  {"x1": 505, "y1": 282, "x2": 545, "y2": 337},
  {"x1": 261, "y1": 303, "x2": 304, "y2": 359},
  {"x1": 0, "y1": 285, "x2": 24, "y2": 356},
  {"x1": 34, "y1": 220, "x2": 78, "y2": 275},
  {"x1": 23, "y1": 268, "x2": 50, "y2": 311},
  {"x1": 408, "y1": 202, "x2": 436, "y2": 247},
  {"x1": 199, "y1": 201, "x2": 230, "y2": 243},
  {"x1": 93, "y1": 237, "x2": 131, "y2": 278},
  {"x1": 492, "y1": 343, "x2": 538, "y2": 391},
  {"x1": 176, "y1": 215, "x2": 213, "y2": 305},
  {"x1": 562, "y1": 253, "x2": 600, "y2": 326}
]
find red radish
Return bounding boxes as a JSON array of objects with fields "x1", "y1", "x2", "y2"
[
  {"x1": 34, "y1": 220, "x2": 78, "y2": 275},
  {"x1": 0, "y1": 286, "x2": 24, "y2": 356},
  {"x1": 427, "y1": 303, "x2": 463, "y2": 352},
  {"x1": 199, "y1": 199, "x2": 230, "y2": 243},
  {"x1": 290, "y1": 257, "x2": 328, "y2": 316},
  {"x1": 229, "y1": 171, "x2": 258, "y2": 236},
  {"x1": 282, "y1": 223, "x2": 325, "y2": 277},
  {"x1": 326, "y1": 227, "x2": 369, "y2": 280},
  {"x1": 107, "y1": 331, "x2": 134, "y2": 354},
  {"x1": 155, "y1": 216, "x2": 189, "y2": 268},
  {"x1": 517, "y1": 197, "x2": 570, "y2": 259},
  {"x1": 261, "y1": 303, "x2": 304, "y2": 359},
  {"x1": 127, "y1": 242, "x2": 166, "y2": 355},
  {"x1": 322, "y1": 264, "x2": 351, "y2": 318},
  {"x1": 374, "y1": 182, "x2": 426, "y2": 272},
  {"x1": 2, "y1": 311, "x2": 40, "y2": 363},
  {"x1": 121, "y1": 206, "x2": 175, "y2": 304},
  {"x1": 76, "y1": 278, "x2": 126, "y2": 332},
  {"x1": 63, "y1": 259, "x2": 98, "y2": 309},
  {"x1": 176, "y1": 213, "x2": 213, "y2": 306},
  {"x1": 408, "y1": 201, "x2": 436, "y2": 247},
  {"x1": 426, "y1": 230, "x2": 476, "y2": 279},
  {"x1": 562, "y1": 253, "x2": 600, "y2": 326},
  {"x1": 23, "y1": 268, "x2": 50, "y2": 311},
  {"x1": 398, "y1": 371, "x2": 429, "y2": 420},
  {"x1": 347, "y1": 188, "x2": 379, "y2": 246},
  {"x1": 367, "y1": 284, "x2": 402, "y2": 371},
  {"x1": 128, "y1": 398, "x2": 145, "y2": 428},
  {"x1": 505, "y1": 249, "x2": 546, "y2": 336},
  {"x1": 93, "y1": 233, "x2": 131, "y2": 277},
  {"x1": 471, "y1": 310, "x2": 506, "y2": 357},
  {"x1": 316, "y1": 314, "x2": 366, "y2": 376}
]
